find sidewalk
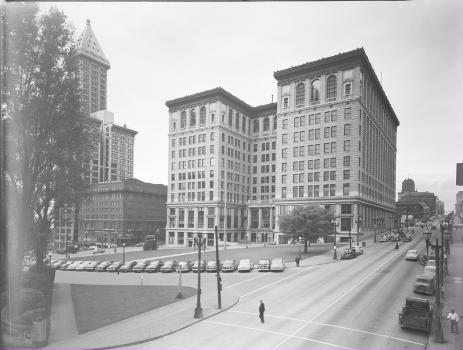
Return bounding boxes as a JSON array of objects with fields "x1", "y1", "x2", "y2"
[
  {"x1": 43, "y1": 286, "x2": 239, "y2": 350},
  {"x1": 426, "y1": 227, "x2": 463, "y2": 350}
]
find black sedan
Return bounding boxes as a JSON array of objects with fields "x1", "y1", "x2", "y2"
[
  {"x1": 119, "y1": 261, "x2": 137, "y2": 272},
  {"x1": 145, "y1": 260, "x2": 163, "y2": 272},
  {"x1": 341, "y1": 248, "x2": 357, "y2": 259}
]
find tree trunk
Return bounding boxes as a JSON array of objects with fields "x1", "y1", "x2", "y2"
[{"x1": 304, "y1": 239, "x2": 308, "y2": 254}]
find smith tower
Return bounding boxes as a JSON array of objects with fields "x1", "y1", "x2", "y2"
[{"x1": 75, "y1": 19, "x2": 110, "y2": 114}]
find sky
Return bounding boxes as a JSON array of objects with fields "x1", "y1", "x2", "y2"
[{"x1": 41, "y1": 0, "x2": 462, "y2": 212}]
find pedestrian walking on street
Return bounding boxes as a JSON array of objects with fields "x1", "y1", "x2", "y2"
[
  {"x1": 295, "y1": 257, "x2": 300, "y2": 267},
  {"x1": 447, "y1": 309, "x2": 459, "y2": 334},
  {"x1": 259, "y1": 300, "x2": 265, "y2": 323}
]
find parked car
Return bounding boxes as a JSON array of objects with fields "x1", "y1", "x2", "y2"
[
  {"x1": 145, "y1": 260, "x2": 163, "y2": 272},
  {"x1": 341, "y1": 248, "x2": 357, "y2": 259},
  {"x1": 424, "y1": 265, "x2": 436, "y2": 276},
  {"x1": 93, "y1": 248, "x2": 106, "y2": 254},
  {"x1": 413, "y1": 274, "x2": 436, "y2": 295},
  {"x1": 379, "y1": 235, "x2": 389, "y2": 242},
  {"x1": 132, "y1": 260, "x2": 150, "y2": 273},
  {"x1": 84, "y1": 260, "x2": 101, "y2": 271},
  {"x1": 352, "y1": 245, "x2": 364, "y2": 254},
  {"x1": 95, "y1": 260, "x2": 113, "y2": 271},
  {"x1": 106, "y1": 261, "x2": 123, "y2": 272},
  {"x1": 52, "y1": 260, "x2": 68, "y2": 269},
  {"x1": 390, "y1": 234, "x2": 401, "y2": 242},
  {"x1": 160, "y1": 261, "x2": 178, "y2": 273},
  {"x1": 59, "y1": 261, "x2": 74, "y2": 270},
  {"x1": 119, "y1": 261, "x2": 137, "y2": 272},
  {"x1": 425, "y1": 260, "x2": 436, "y2": 267},
  {"x1": 238, "y1": 259, "x2": 253, "y2": 272},
  {"x1": 405, "y1": 250, "x2": 419, "y2": 261},
  {"x1": 206, "y1": 260, "x2": 219, "y2": 272},
  {"x1": 66, "y1": 261, "x2": 83, "y2": 271},
  {"x1": 178, "y1": 261, "x2": 193, "y2": 272},
  {"x1": 398, "y1": 297, "x2": 433, "y2": 333},
  {"x1": 258, "y1": 259, "x2": 271, "y2": 272},
  {"x1": 270, "y1": 258, "x2": 285, "y2": 272},
  {"x1": 75, "y1": 261, "x2": 92, "y2": 271},
  {"x1": 221, "y1": 259, "x2": 237, "y2": 272},
  {"x1": 402, "y1": 235, "x2": 412, "y2": 242},
  {"x1": 192, "y1": 260, "x2": 206, "y2": 272}
]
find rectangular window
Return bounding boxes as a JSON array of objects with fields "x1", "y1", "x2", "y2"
[
  {"x1": 282, "y1": 134, "x2": 288, "y2": 144},
  {"x1": 314, "y1": 172, "x2": 320, "y2": 181},
  {"x1": 315, "y1": 113, "x2": 321, "y2": 124},
  {"x1": 324, "y1": 158, "x2": 330, "y2": 168},
  {"x1": 331, "y1": 110, "x2": 337, "y2": 121},
  {"x1": 300, "y1": 116, "x2": 306, "y2": 126},
  {"x1": 314, "y1": 185, "x2": 320, "y2": 197},
  {"x1": 330, "y1": 171, "x2": 336, "y2": 180},
  {"x1": 309, "y1": 114, "x2": 314, "y2": 125},
  {"x1": 299, "y1": 146, "x2": 305, "y2": 157},
  {"x1": 308, "y1": 145, "x2": 314, "y2": 156},
  {"x1": 314, "y1": 159, "x2": 320, "y2": 169},
  {"x1": 324, "y1": 112, "x2": 331, "y2": 123},
  {"x1": 343, "y1": 156, "x2": 351, "y2": 167},
  {"x1": 299, "y1": 186, "x2": 304, "y2": 198},
  {"x1": 294, "y1": 132, "x2": 299, "y2": 142},
  {"x1": 344, "y1": 124, "x2": 352, "y2": 136},
  {"x1": 344, "y1": 107, "x2": 352, "y2": 119},
  {"x1": 293, "y1": 161, "x2": 298, "y2": 171},
  {"x1": 323, "y1": 184, "x2": 329, "y2": 197},
  {"x1": 300, "y1": 131, "x2": 305, "y2": 141},
  {"x1": 281, "y1": 175, "x2": 287, "y2": 183},
  {"x1": 307, "y1": 185, "x2": 313, "y2": 197},
  {"x1": 331, "y1": 142, "x2": 337, "y2": 153},
  {"x1": 293, "y1": 147, "x2": 299, "y2": 157},
  {"x1": 308, "y1": 160, "x2": 314, "y2": 169},
  {"x1": 282, "y1": 119, "x2": 288, "y2": 129},
  {"x1": 315, "y1": 128, "x2": 321, "y2": 139},
  {"x1": 293, "y1": 187, "x2": 298, "y2": 198},
  {"x1": 343, "y1": 183, "x2": 350, "y2": 196},
  {"x1": 282, "y1": 148, "x2": 287, "y2": 158},
  {"x1": 341, "y1": 204, "x2": 352, "y2": 214},
  {"x1": 293, "y1": 174, "x2": 298, "y2": 183},
  {"x1": 308, "y1": 173, "x2": 314, "y2": 182},
  {"x1": 324, "y1": 127, "x2": 330, "y2": 138},
  {"x1": 315, "y1": 144, "x2": 320, "y2": 155},
  {"x1": 309, "y1": 129, "x2": 315, "y2": 140},
  {"x1": 299, "y1": 160, "x2": 304, "y2": 170},
  {"x1": 282, "y1": 187, "x2": 287, "y2": 198},
  {"x1": 324, "y1": 171, "x2": 329, "y2": 181},
  {"x1": 343, "y1": 170, "x2": 350, "y2": 180},
  {"x1": 331, "y1": 126, "x2": 337, "y2": 137},
  {"x1": 282, "y1": 163, "x2": 287, "y2": 172},
  {"x1": 294, "y1": 117, "x2": 300, "y2": 128},
  {"x1": 330, "y1": 184, "x2": 336, "y2": 196},
  {"x1": 283, "y1": 97, "x2": 289, "y2": 109},
  {"x1": 344, "y1": 140, "x2": 351, "y2": 152}
]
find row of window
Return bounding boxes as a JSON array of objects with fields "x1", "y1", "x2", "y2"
[
  {"x1": 281, "y1": 141, "x2": 354, "y2": 157},
  {"x1": 282, "y1": 183, "x2": 352, "y2": 198},
  {"x1": 281, "y1": 156, "x2": 351, "y2": 171},
  {"x1": 282, "y1": 124, "x2": 352, "y2": 143},
  {"x1": 282, "y1": 169, "x2": 351, "y2": 183}
]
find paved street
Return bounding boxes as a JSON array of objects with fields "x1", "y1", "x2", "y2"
[{"x1": 109, "y1": 233, "x2": 430, "y2": 350}]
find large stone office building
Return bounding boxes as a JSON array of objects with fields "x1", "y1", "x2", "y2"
[{"x1": 166, "y1": 48, "x2": 399, "y2": 246}]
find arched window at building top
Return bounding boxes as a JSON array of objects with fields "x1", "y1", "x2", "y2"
[
  {"x1": 326, "y1": 75, "x2": 337, "y2": 100},
  {"x1": 190, "y1": 109, "x2": 196, "y2": 127},
  {"x1": 180, "y1": 111, "x2": 187, "y2": 129},
  {"x1": 310, "y1": 80, "x2": 320, "y2": 103},
  {"x1": 253, "y1": 119, "x2": 259, "y2": 133},
  {"x1": 199, "y1": 106, "x2": 206, "y2": 125},
  {"x1": 263, "y1": 117, "x2": 270, "y2": 132},
  {"x1": 295, "y1": 82, "x2": 305, "y2": 106}
]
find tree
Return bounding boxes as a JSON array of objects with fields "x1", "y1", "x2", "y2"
[
  {"x1": 3, "y1": 3, "x2": 99, "y2": 275},
  {"x1": 279, "y1": 205, "x2": 333, "y2": 253}
]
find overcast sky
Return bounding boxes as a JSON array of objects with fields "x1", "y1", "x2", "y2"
[{"x1": 42, "y1": 0, "x2": 462, "y2": 212}]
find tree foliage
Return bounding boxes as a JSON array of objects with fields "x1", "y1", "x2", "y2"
[
  {"x1": 279, "y1": 205, "x2": 334, "y2": 253},
  {"x1": 3, "y1": 3, "x2": 99, "y2": 272}
]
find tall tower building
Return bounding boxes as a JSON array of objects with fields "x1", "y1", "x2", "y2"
[
  {"x1": 75, "y1": 19, "x2": 110, "y2": 114},
  {"x1": 166, "y1": 48, "x2": 399, "y2": 246}
]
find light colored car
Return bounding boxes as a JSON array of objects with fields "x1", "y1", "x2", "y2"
[
  {"x1": 67, "y1": 261, "x2": 83, "y2": 270},
  {"x1": 93, "y1": 248, "x2": 106, "y2": 254},
  {"x1": 106, "y1": 261, "x2": 123, "y2": 272},
  {"x1": 258, "y1": 259, "x2": 271, "y2": 272},
  {"x1": 352, "y1": 245, "x2": 364, "y2": 254},
  {"x1": 132, "y1": 261, "x2": 149, "y2": 272},
  {"x1": 405, "y1": 250, "x2": 418, "y2": 261},
  {"x1": 424, "y1": 265, "x2": 436, "y2": 276},
  {"x1": 84, "y1": 260, "x2": 101, "y2": 271},
  {"x1": 95, "y1": 260, "x2": 113, "y2": 271},
  {"x1": 379, "y1": 235, "x2": 389, "y2": 242},
  {"x1": 238, "y1": 259, "x2": 253, "y2": 272},
  {"x1": 76, "y1": 261, "x2": 92, "y2": 270},
  {"x1": 221, "y1": 259, "x2": 237, "y2": 272},
  {"x1": 206, "y1": 260, "x2": 219, "y2": 272},
  {"x1": 270, "y1": 258, "x2": 285, "y2": 272},
  {"x1": 426, "y1": 259, "x2": 436, "y2": 267},
  {"x1": 145, "y1": 260, "x2": 163, "y2": 272},
  {"x1": 178, "y1": 261, "x2": 193, "y2": 272},
  {"x1": 160, "y1": 260, "x2": 178, "y2": 273}
]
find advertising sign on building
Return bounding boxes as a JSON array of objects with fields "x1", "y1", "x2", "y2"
[{"x1": 457, "y1": 163, "x2": 463, "y2": 186}]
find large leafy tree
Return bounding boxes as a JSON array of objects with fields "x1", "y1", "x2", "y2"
[
  {"x1": 279, "y1": 205, "x2": 334, "y2": 253},
  {"x1": 3, "y1": 3, "x2": 98, "y2": 275}
]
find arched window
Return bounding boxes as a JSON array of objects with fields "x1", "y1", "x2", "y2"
[
  {"x1": 295, "y1": 83, "x2": 305, "y2": 106},
  {"x1": 199, "y1": 107, "x2": 206, "y2": 125},
  {"x1": 190, "y1": 109, "x2": 196, "y2": 127},
  {"x1": 263, "y1": 117, "x2": 270, "y2": 131},
  {"x1": 180, "y1": 111, "x2": 186, "y2": 129},
  {"x1": 310, "y1": 80, "x2": 320, "y2": 102},
  {"x1": 253, "y1": 119, "x2": 259, "y2": 133},
  {"x1": 228, "y1": 109, "x2": 233, "y2": 127},
  {"x1": 326, "y1": 75, "x2": 337, "y2": 100}
]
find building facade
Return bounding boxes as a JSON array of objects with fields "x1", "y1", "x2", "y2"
[
  {"x1": 166, "y1": 48, "x2": 399, "y2": 246},
  {"x1": 78, "y1": 179, "x2": 167, "y2": 246},
  {"x1": 455, "y1": 191, "x2": 463, "y2": 223}
]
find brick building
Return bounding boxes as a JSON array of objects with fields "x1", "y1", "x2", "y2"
[
  {"x1": 166, "y1": 48, "x2": 399, "y2": 245},
  {"x1": 78, "y1": 179, "x2": 167, "y2": 246}
]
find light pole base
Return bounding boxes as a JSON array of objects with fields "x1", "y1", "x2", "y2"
[
  {"x1": 176, "y1": 292, "x2": 183, "y2": 299},
  {"x1": 434, "y1": 319, "x2": 444, "y2": 343},
  {"x1": 395, "y1": 242, "x2": 399, "y2": 250},
  {"x1": 194, "y1": 307, "x2": 203, "y2": 318},
  {"x1": 333, "y1": 251, "x2": 337, "y2": 260}
]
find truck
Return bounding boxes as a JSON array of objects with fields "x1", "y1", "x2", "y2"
[{"x1": 398, "y1": 297, "x2": 433, "y2": 332}]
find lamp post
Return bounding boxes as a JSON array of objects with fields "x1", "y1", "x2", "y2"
[
  {"x1": 122, "y1": 243, "x2": 126, "y2": 265},
  {"x1": 348, "y1": 224, "x2": 352, "y2": 249},
  {"x1": 425, "y1": 236, "x2": 444, "y2": 343},
  {"x1": 114, "y1": 230, "x2": 117, "y2": 253},
  {"x1": 176, "y1": 265, "x2": 183, "y2": 299},
  {"x1": 424, "y1": 230, "x2": 431, "y2": 258},
  {"x1": 374, "y1": 216, "x2": 379, "y2": 243},
  {"x1": 298, "y1": 236, "x2": 302, "y2": 259},
  {"x1": 194, "y1": 232, "x2": 204, "y2": 318},
  {"x1": 356, "y1": 216, "x2": 362, "y2": 246},
  {"x1": 331, "y1": 219, "x2": 337, "y2": 260}
]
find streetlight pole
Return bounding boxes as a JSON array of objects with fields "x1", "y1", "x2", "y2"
[
  {"x1": 214, "y1": 226, "x2": 222, "y2": 309},
  {"x1": 298, "y1": 236, "x2": 302, "y2": 259},
  {"x1": 374, "y1": 216, "x2": 378, "y2": 243},
  {"x1": 194, "y1": 232, "x2": 203, "y2": 318},
  {"x1": 114, "y1": 230, "x2": 117, "y2": 253},
  {"x1": 348, "y1": 225, "x2": 352, "y2": 249},
  {"x1": 332, "y1": 219, "x2": 337, "y2": 260},
  {"x1": 122, "y1": 243, "x2": 126, "y2": 265}
]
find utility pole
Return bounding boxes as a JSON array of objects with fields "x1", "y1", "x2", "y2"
[
  {"x1": 194, "y1": 232, "x2": 203, "y2": 318},
  {"x1": 214, "y1": 226, "x2": 222, "y2": 309}
]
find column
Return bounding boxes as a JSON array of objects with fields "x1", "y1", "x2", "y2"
[
  {"x1": 194, "y1": 207, "x2": 199, "y2": 229},
  {"x1": 174, "y1": 231, "x2": 178, "y2": 246},
  {"x1": 258, "y1": 208, "x2": 263, "y2": 229},
  {"x1": 247, "y1": 207, "x2": 251, "y2": 230}
]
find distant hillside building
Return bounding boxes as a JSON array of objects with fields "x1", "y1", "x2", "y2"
[{"x1": 78, "y1": 179, "x2": 167, "y2": 246}]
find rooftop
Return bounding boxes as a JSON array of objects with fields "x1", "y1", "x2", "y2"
[{"x1": 75, "y1": 19, "x2": 110, "y2": 68}]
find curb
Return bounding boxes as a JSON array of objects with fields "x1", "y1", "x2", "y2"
[{"x1": 81, "y1": 295, "x2": 241, "y2": 350}]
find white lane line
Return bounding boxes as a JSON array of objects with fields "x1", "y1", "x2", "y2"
[
  {"x1": 228, "y1": 310, "x2": 425, "y2": 346},
  {"x1": 226, "y1": 273, "x2": 268, "y2": 288},
  {"x1": 271, "y1": 249, "x2": 403, "y2": 350},
  {"x1": 204, "y1": 320, "x2": 356, "y2": 350},
  {"x1": 240, "y1": 266, "x2": 315, "y2": 298}
]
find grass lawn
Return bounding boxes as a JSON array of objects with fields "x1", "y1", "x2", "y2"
[{"x1": 70, "y1": 284, "x2": 196, "y2": 334}]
